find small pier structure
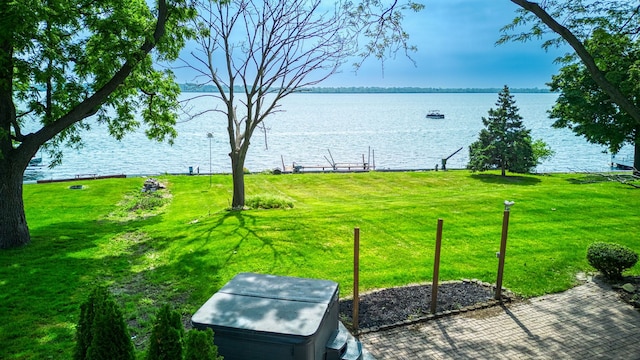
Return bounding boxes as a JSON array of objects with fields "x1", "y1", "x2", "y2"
[
  {"x1": 611, "y1": 154, "x2": 635, "y2": 170},
  {"x1": 283, "y1": 149, "x2": 375, "y2": 173}
]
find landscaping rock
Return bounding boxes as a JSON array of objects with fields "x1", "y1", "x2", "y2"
[
  {"x1": 622, "y1": 283, "x2": 636, "y2": 293},
  {"x1": 142, "y1": 178, "x2": 164, "y2": 192}
]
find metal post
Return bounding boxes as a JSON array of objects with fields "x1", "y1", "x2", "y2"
[
  {"x1": 207, "y1": 133, "x2": 213, "y2": 186},
  {"x1": 495, "y1": 201, "x2": 514, "y2": 300},
  {"x1": 353, "y1": 227, "x2": 360, "y2": 331},
  {"x1": 431, "y1": 219, "x2": 443, "y2": 314}
]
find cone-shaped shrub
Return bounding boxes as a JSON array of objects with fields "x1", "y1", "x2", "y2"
[
  {"x1": 75, "y1": 286, "x2": 135, "y2": 360},
  {"x1": 74, "y1": 287, "x2": 107, "y2": 360},
  {"x1": 184, "y1": 328, "x2": 223, "y2": 360},
  {"x1": 147, "y1": 304, "x2": 185, "y2": 360}
]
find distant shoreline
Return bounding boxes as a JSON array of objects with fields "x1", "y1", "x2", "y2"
[{"x1": 178, "y1": 84, "x2": 552, "y2": 94}]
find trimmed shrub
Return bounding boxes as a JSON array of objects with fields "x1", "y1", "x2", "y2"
[
  {"x1": 587, "y1": 242, "x2": 638, "y2": 279},
  {"x1": 125, "y1": 191, "x2": 167, "y2": 212},
  {"x1": 245, "y1": 194, "x2": 294, "y2": 209},
  {"x1": 184, "y1": 328, "x2": 223, "y2": 360},
  {"x1": 75, "y1": 286, "x2": 135, "y2": 360},
  {"x1": 147, "y1": 304, "x2": 184, "y2": 360}
]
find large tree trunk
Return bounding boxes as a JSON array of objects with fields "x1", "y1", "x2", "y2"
[
  {"x1": 229, "y1": 149, "x2": 247, "y2": 209},
  {"x1": 0, "y1": 38, "x2": 30, "y2": 248},
  {"x1": 634, "y1": 137, "x2": 640, "y2": 175},
  {"x1": 0, "y1": 160, "x2": 30, "y2": 248}
]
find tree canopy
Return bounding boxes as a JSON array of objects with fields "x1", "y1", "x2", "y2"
[
  {"x1": 0, "y1": 0, "x2": 196, "y2": 249},
  {"x1": 548, "y1": 29, "x2": 640, "y2": 169},
  {"x1": 502, "y1": 0, "x2": 640, "y2": 171}
]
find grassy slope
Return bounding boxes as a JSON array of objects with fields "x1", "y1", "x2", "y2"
[{"x1": 1, "y1": 171, "x2": 638, "y2": 359}]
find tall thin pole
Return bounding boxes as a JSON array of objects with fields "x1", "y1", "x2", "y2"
[
  {"x1": 431, "y1": 219, "x2": 443, "y2": 314},
  {"x1": 495, "y1": 202, "x2": 513, "y2": 300},
  {"x1": 372, "y1": 149, "x2": 375, "y2": 170},
  {"x1": 207, "y1": 133, "x2": 213, "y2": 187},
  {"x1": 353, "y1": 227, "x2": 360, "y2": 331}
]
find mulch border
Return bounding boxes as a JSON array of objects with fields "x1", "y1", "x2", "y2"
[{"x1": 342, "y1": 279, "x2": 518, "y2": 335}]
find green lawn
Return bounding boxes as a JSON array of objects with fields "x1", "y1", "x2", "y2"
[{"x1": 1, "y1": 170, "x2": 639, "y2": 359}]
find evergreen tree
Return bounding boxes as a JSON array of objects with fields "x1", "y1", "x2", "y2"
[
  {"x1": 74, "y1": 287, "x2": 107, "y2": 360},
  {"x1": 86, "y1": 295, "x2": 135, "y2": 360},
  {"x1": 147, "y1": 304, "x2": 185, "y2": 360},
  {"x1": 184, "y1": 328, "x2": 223, "y2": 360},
  {"x1": 75, "y1": 287, "x2": 135, "y2": 360},
  {"x1": 468, "y1": 85, "x2": 547, "y2": 176}
]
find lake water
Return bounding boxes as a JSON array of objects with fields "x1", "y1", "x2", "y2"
[{"x1": 25, "y1": 92, "x2": 633, "y2": 181}]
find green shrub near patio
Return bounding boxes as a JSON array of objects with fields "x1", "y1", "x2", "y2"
[
  {"x1": 147, "y1": 304, "x2": 184, "y2": 360},
  {"x1": 184, "y1": 328, "x2": 223, "y2": 360},
  {"x1": 587, "y1": 242, "x2": 639, "y2": 279}
]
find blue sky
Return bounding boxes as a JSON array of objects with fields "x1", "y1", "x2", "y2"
[
  {"x1": 174, "y1": 0, "x2": 570, "y2": 89},
  {"x1": 323, "y1": 0, "x2": 569, "y2": 88}
]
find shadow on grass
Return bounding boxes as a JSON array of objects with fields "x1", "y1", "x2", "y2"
[
  {"x1": 565, "y1": 174, "x2": 610, "y2": 185},
  {"x1": 203, "y1": 210, "x2": 282, "y2": 272},
  {"x1": 0, "y1": 212, "x2": 227, "y2": 358},
  {"x1": 0, "y1": 217, "x2": 151, "y2": 358},
  {"x1": 470, "y1": 173, "x2": 541, "y2": 185},
  {"x1": 565, "y1": 173, "x2": 640, "y2": 188},
  {"x1": 1, "y1": 204, "x2": 301, "y2": 358}
]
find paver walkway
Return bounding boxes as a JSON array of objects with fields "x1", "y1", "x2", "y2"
[{"x1": 359, "y1": 279, "x2": 640, "y2": 359}]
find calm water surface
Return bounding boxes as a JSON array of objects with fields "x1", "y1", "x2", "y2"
[{"x1": 25, "y1": 92, "x2": 633, "y2": 181}]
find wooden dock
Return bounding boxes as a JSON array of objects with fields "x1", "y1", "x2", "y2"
[
  {"x1": 611, "y1": 155, "x2": 635, "y2": 170},
  {"x1": 288, "y1": 162, "x2": 371, "y2": 173},
  {"x1": 282, "y1": 149, "x2": 374, "y2": 173}
]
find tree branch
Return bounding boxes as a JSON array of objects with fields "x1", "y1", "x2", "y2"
[
  {"x1": 24, "y1": 0, "x2": 171, "y2": 153},
  {"x1": 510, "y1": 0, "x2": 640, "y2": 126}
]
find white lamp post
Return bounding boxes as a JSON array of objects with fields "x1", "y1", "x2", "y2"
[{"x1": 207, "y1": 133, "x2": 213, "y2": 186}]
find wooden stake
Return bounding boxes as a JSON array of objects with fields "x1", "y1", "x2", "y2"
[
  {"x1": 353, "y1": 227, "x2": 360, "y2": 331},
  {"x1": 431, "y1": 219, "x2": 443, "y2": 314},
  {"x1": 495, "y1": 210, "x2": 510, "y2": 300}
]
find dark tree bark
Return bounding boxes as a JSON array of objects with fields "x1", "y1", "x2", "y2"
[
  {"x1": 635, "y1": 134, "x2": 640, "y2": 172},
  {"x1": 0, "y1": 163, "x2": 31, "y2": 249},
  {"x1": 230, "y1": 145, "x2": 249, "y2": 209},
  {"x1": 0, "y1": 36, "x2": 32, "y2": 248}
]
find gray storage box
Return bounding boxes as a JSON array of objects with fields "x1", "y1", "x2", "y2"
[{"x1": 191, "y1": 272, "x2": 339, "y2": 360}]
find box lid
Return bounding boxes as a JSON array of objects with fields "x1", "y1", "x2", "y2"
[{"x1": 191, "y1": 273, "x2": 339, "y2": 337}]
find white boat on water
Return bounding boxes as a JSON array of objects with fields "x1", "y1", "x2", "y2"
[{"x1": 426, "y1": 110, "x2": 445, "y2": 119}]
